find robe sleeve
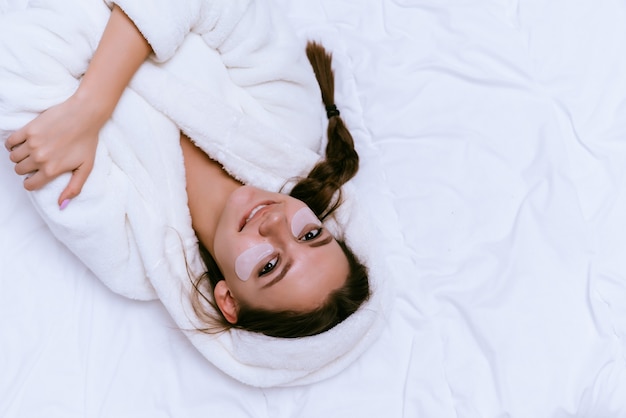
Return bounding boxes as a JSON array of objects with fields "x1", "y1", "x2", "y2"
[{"x1": 104, "y1": 0, "x2": 323, "y2": 149}]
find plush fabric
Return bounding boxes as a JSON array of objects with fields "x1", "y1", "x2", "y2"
[{"x1": 0, "y1": 0, "x2": 387, "y2": 387}]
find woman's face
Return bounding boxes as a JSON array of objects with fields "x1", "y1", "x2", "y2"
[{"x1": 212, "y1": 185, "x2": 349, "y2": 316}]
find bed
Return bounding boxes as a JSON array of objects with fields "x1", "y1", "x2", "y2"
[{"x1": 2, "y1": 0, "x2": 626, "y2": 416}]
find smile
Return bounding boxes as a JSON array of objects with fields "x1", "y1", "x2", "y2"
[
  {"x1": 240, "y1": 201, "x2": 275, "y2": 231},
  {"x1": 247, "y1": 204, "x2": 267, "y2": 223}
]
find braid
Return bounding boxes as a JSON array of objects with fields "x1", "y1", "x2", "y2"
[{"x1": 290, "y1": 41, "x2": 359, "y2": 220}]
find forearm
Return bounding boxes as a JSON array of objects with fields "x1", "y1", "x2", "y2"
[
  {"x1": 4, "y1": 5, "x2": 153, "y2": 202},
  {"x1": 73, "y1": 5, "x2": 152, "y2": 126}
]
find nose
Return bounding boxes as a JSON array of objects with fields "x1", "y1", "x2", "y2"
[{"x1": 258, "y1": 208, "x2": 288, "y2": 238}]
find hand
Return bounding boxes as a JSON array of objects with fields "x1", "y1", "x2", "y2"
[{"x1": 5, "y1": 93, "x2": 102, "y2": 207}]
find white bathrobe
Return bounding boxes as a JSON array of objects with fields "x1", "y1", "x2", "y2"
[{"x1": 0, "y1": 0, "x2": 387, "y2": 387}]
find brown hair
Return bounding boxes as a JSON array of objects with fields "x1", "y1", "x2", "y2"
[{"x1": 191, "y1": 41, "x2": 370, "y2": 338}]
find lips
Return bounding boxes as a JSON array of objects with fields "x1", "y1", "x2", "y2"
[{"x1": 239, "y1": 201, "x2": 275, "y2": 231}]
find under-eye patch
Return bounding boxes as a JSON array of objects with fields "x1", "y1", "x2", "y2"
[
  {"x1": 235, "y1": 242, "x2": 274, "y2": 281},
  {"x1": 291, "y1": 206, "x2": 321, "y2": 238}
]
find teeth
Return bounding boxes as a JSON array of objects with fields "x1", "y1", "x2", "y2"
[{"x1": 246, "y1": 204, "x2": 267, "y2": 224}]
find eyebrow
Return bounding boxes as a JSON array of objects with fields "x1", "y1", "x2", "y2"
[
  {"x1": 309, "y1": 235, "x2": 333, "y2": 248},
  {"x1": 262, "y1": 261, "x2": 292, "y2": 289},
  {"x1": 260, "y1": 235, "x2": 334, "y2": 289}
]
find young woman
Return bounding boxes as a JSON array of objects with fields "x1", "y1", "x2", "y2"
[{"x1": 4, "y1": 3, "x2": 369, "y2": 338}]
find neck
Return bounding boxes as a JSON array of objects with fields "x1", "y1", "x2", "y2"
[{"x1": 180, "y1": 134, "x2": 241, "y2": 255}]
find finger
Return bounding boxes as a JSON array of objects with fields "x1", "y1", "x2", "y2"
[
  {"x1": 9, "y1": 143, "x2": 30, "y2": 163},
  {"x1": 58, "y1": 163, "x2": 91, "y2": 207},
  {"x1": 22, "y1": 170, "x2": 47, "y2": 191},
  {"x1": 5, "y1": 130, "x2": 27, "y2": 151},
  {"x1": 14, "y1": 158, "x2": 38, "y2": 176}
]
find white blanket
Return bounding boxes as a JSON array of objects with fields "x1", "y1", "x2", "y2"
[
  {"x1": 6, "y1": 0, "x2": 626, "y2": 415},
  {"x1": 0, "y1": 0, "x2": 387, "y2": 387}
]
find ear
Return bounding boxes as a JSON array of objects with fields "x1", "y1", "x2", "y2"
[{"x1": 213, "y1": 280, "x2": 239, "y2": 324}]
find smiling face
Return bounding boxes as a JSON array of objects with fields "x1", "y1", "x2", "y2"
[{"x1": 210, "y1": 185, "x2": 350, "y2": 321}]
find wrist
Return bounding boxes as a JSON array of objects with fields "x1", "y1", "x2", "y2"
[{"x1": 71, "y1": 83, "x2": 116, "y2": 126}]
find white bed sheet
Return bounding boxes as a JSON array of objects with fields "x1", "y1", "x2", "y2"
[{"x1": 2, "y1": 0, "x2": 626, "y2": 417}]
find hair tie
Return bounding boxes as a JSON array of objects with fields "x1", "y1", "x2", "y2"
[{"x1": 326, "y1": 104, "x2": 340, "y2": 119}]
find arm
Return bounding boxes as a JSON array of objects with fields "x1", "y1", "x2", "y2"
[
  {"x1": 5, "y1": 5, "x2": 152, "y2": 207},
  {"x1": 75, "y1": 5, "x2": 152, "y2": 128}
]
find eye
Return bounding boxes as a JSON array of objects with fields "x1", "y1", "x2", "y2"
[
  {"x1": 259, "y1": 256, "x2": 279, "y2": 276},
  {"x1": 300, "y1": 227, "x2": 323, "y2": 242}
]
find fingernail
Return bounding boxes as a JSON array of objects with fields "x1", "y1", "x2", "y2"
[{"x1": 59, "y1": 199, "x2": 71, "y2": 210}]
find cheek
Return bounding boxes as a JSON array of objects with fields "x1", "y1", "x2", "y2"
[{"x1": 211, "y1": 231, "x2": 239, "y2": 280}]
